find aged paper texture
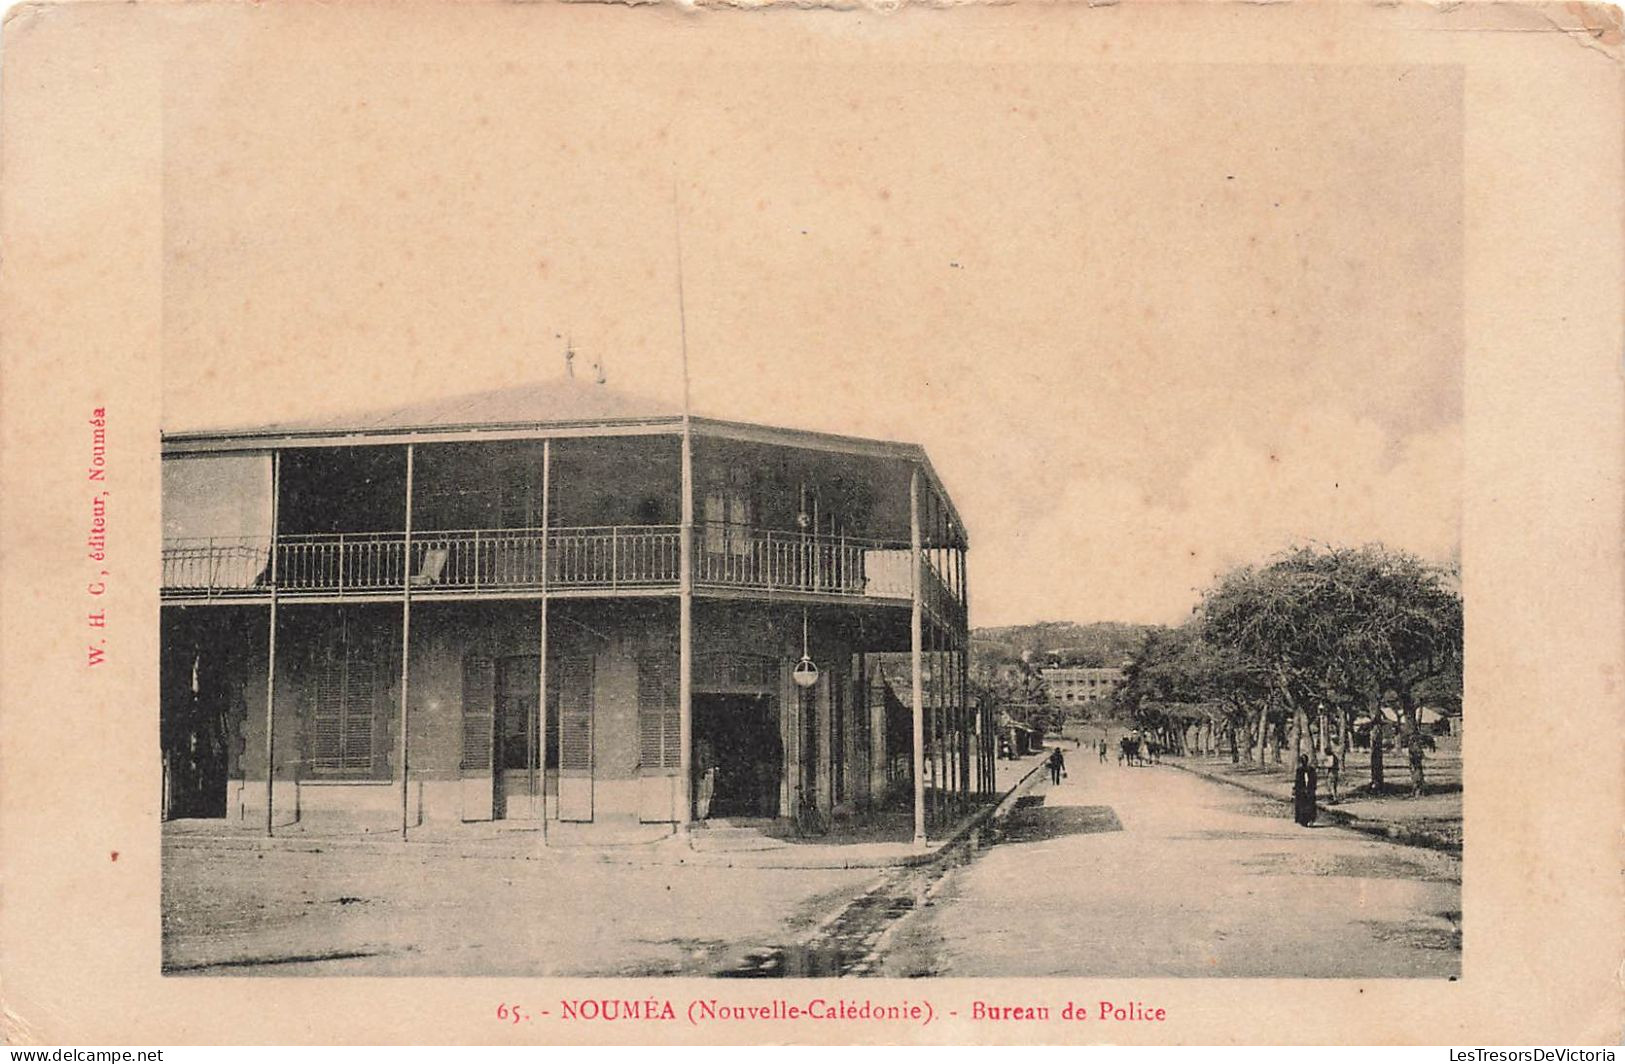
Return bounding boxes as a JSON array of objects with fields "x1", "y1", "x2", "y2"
[{"x1": 1, "y1": 0, "x2": 1621, "y2": 1046}]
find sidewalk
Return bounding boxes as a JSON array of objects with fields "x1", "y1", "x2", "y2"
[
  {"x1": 162, "y1": 750, "x2": 1056, "y2": 870},
  {"x1": 1167, "y1": 749, "x2": 1462, "y2": 856}
]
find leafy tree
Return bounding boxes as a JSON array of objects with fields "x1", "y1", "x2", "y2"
[
  {"x1": 1198, "y1": 557, "x2": 1337, "y2": 767},
  {"x1": 1326, "y1": 548, "x2": 1462, "y2": 794},
  {"x1": 1198, "y1": 545, "x2": 1462, "y2": 793}
]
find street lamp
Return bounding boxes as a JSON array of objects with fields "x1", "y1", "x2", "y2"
[{"x1": 793, "y1": 606, "x2": 819, "y2": 689}]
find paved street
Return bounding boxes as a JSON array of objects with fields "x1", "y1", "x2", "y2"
[
  {"x1": 875, "y1": 754, "x2": 1461, "y2": 978},
  {"x1": 163, "y1": 751, "x2": 1459, "y2": 978},
  {"x1": 162, "y1": 842, "x2": 875, "y2": 977}
]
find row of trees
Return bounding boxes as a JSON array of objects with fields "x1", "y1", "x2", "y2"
[{"x1": 1116, "y1": 545, "x2": 1462, "y2": 795}]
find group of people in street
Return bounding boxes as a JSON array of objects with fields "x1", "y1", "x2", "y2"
[
  {"x1": 1025, "y1": 720, "x2": 1434, "y2": 835},
  {"x1": 1116, "y1": 733, "x2": 1159, "y2": 766}
]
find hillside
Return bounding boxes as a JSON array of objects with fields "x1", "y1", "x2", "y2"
[{"x1": 972, "y1": 621, "x2": 1163, "y2": 667}]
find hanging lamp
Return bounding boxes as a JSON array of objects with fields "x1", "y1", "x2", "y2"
[{"x1": 793, "y1": 606, "x2": 819, "y2": 689}]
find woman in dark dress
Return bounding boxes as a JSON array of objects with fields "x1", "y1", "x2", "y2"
[{"x1": 1292, "y1": 754, "x2": 1319, "y2": 826}]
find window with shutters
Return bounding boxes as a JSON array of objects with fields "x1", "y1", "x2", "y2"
[
  {"x1": 702, "y1": 468, "x2": 754, "y2": 558},
  {"x1": 555, "y1": 655, "x2": 594, "y2": 773},
  {"x1": 460, "y1": 653, "x2": 495, "y2": 773},
  {"x1": 637, "y1": 649, "x2": 679, "y2": 771},
  {"x1": 307, "y1": 612, "x2": 376, "y2": 778}
]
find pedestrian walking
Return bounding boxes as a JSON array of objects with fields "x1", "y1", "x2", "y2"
[
  {"x1": 1047, "y1": 747, "x2": 1066, "y2": 785},
  {"x1": 1098, "y1": 739, "x2": 1108, "y2": 764},
  {"x1": 1292, "y1": 753, "x2": 1319, "y2": 826},
  {"x1": 1321, "y1": 748, "x2": 1341, "y2": 803}
]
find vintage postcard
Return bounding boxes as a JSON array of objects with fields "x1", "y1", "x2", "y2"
[{"x1": 0, "y1": 0, "x2": 1620, "y2": 1046}]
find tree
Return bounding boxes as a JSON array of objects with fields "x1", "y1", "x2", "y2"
[
  {"x1": 1198, "y1": 545, "x2": 1462, "y2": 794},
  {"x1": 1327, "y1": 548, "x2": 1462, "y2": 794},
  {"x1": 1198, "y1": 557, "x2": 1341, "y2": 768}
]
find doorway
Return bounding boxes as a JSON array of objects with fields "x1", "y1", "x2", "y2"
[
  {"x1": 495, "y1": 655, "x2": 543, "y2": 819},
  {"x1": 161, "y1": 634, "x2": 232, "y2": 820},
  {"x1": 692, "y1": 694, "x2": 780, "y2": 819},
  {"x1": 163, "y1": 691, "x2": 229, "y2": 819}
]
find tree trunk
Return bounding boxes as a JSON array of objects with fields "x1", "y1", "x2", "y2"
[
  {"x1": 1255, "y1": 703, "x2": 1270, "y2": 765},
  {"x1": 1369, "y1": 711, "x2": 1385, "y2": 792},
  {"x1": 1341, "y1": 705, "x2": 1352, "y2": 763},
  {"x1": 1228, "y1": 722, "x2": 1239, "y2": 763},
  {"x1": 1398, "y1": 686, "x2": 1424, "y2": 797}
]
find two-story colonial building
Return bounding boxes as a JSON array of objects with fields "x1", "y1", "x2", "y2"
[
  {"x1": 1040, "y1": 666, "x2": 1123, "y2": 708},
  {"x1": 160, "y1": 378, "x2": 984, "y2": 845}
]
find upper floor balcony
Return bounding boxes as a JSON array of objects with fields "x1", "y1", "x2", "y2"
[
  {"x1": 161, "y1": 523, "x2": 966, "y2": 626},
  {"x1": 161, "y1": 379, "x2": 969, "y2": 629}
]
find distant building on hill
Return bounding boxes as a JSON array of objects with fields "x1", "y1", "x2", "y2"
[{"x1": 1040, "y1": 666, "x2": 1123, "y2": 707}]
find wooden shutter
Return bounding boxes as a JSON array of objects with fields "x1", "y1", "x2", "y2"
[
  {"x1": 637, "y1": 649, "x2": 679, "y2": 771},
  {"x1": 554, "y1": 655, "x2": 594, "y2": 822},
  {"x1": 308, "y1": 615, "x2": 375, "y2": 777},
  {"x1": 460, "y1": 654, "x2": 496, "y2": 772},
  {"x1": 556, "y1": 656, "x2": 594, "y2": 771},
  {"x1": 310, "y1": 650, "x2": 345, "y2": 771},
  {"x1": 342, "y1": 657, "x2": 374, "y2": 773}
]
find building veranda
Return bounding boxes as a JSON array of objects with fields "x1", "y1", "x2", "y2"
[{"x1": 160, "y1": 379, "x2": 986, "y2": 846}]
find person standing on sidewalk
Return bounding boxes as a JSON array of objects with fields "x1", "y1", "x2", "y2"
[
  {"x1": 1292, "y1": 754, "x2": 1319, "y2": 826},
  {"x1": 1047, "y1": 747, "x2": 1066, "y2": 785},
  {"x1": 1406, "y1": 731, "x2": 1427, "y2": 798}
]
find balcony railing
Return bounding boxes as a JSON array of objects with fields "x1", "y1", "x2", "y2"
[
  {"x1": 162, "y1": 524, "x2": 962, "y2": 614},
  {"x1": 692, "y1": 526, "x2": 913, "y2": 599}
]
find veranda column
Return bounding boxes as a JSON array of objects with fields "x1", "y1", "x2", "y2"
[
  {"x1": 263, "y1": 450, "x2": 281, "y2": 837},
  {"x1": 537, "y1": 439, "x2": 551, "y2": 837},
  {"x1": 909, "y1": 466, "x2": 925, "y2": 847},
  {"x1": 929, "y1": 544, "x2": 942, "y2": 821},
  {"x1": 949, "y1": 549, "x2": 962, "y2": 799},
  {"x1": 868, "y1": 655, "x2": 886, "y2": 804},
  {"x1": 942, "y1": 510, "x2": 949, "y2": 815},
  {"x1": 942, "y1": 542, "x2": 949, "y2": 815},
  {"x1": 678, "y1": 427, "x2": 694, "y2": 831},
  {"x1": 927, "y1": 619, "x2": 937, "y2": 829},
  {"x1": 398, "y1": 443, "x2": 415, "y2": 841}
]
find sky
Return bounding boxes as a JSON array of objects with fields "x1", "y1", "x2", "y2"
[{"x1": 161, "y1": 9, "x2": 1463, "y2": 628}]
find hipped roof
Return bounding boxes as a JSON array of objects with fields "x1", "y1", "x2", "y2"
[
  {"x1": 162, "y1": 376, "x2": 968, "y2": 541},
  {"x1": 167, "y1": 377, "x2": 680, "y2": 438}
]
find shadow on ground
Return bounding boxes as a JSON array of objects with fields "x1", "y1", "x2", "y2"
[{"x1": 994, "y1": 803, "x2": 1124, "y2": 845}]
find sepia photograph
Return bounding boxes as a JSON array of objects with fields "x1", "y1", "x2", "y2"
[
  {"x1": 1, "y1": 0, "x2": 1619, "y2": 1047},
  {"x1": 155, "y1": 35, "x2": 1463, "y2": 981}
]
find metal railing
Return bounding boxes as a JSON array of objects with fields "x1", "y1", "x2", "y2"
[
  {"x1": 691, "y1": 526, "x2": 914, "y2": 600},
  {"x1": 162, "y1": 524, "x2": 961, "y2": 610}
]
